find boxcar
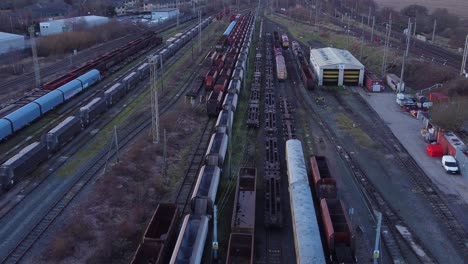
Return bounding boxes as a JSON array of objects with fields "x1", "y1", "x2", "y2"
[
  {"x1": 3, "y1": 103, "x2": 41, "y2": 132},
  {"x1": 104, "y1": 83, "x2": 125, "y2": 106},
  {"x1": 44, "y1": 116, "x2": 81, "y2": 152},
  {"x1": 79, "y1": 97, "x2": 106, "y2": 127},
  {"x1": 33, "y1": 90, "x2": 64, "y2": 114},
  {"x1": 0, "y1": 119, "x2": 12, "y2": 140},
  {"x1": 0, "y1": 142, "x2": 48, "y2": 189},
  {"x1": 122, "y1": 71, "x2": 139, "y2": 91}
]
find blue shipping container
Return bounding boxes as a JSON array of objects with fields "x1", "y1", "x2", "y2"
[
  {"x1": 76, "y1": 69, "x2": 101, "y2": 90},
  {"x1": 0, "y1": 119, "x2": 12, "y2": 140},
  {"x1": 57, "y1": 80, "x2": 82, "y2": 101},
  {"x1": 33, "y1": 90, "x2": 64, "y2": 114},
  {"x1": 3, "y1": 103, "x2": 41, "y2": 131}
]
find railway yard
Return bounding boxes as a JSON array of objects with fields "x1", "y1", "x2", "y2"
[{"x1": 0, "y1": 1, "x2": 467, "y2": 264}]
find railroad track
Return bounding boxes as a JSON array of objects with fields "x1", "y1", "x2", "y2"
[
  {"x1": 0, "y1": 17, "x2": 195, "y2": 97},
  {"x1": 174, "y1": 118, "x2": 215, "y2": 215},
  {"x1": 341, "y1": 90, "x2": 468, "y2": 257},
  {"x1": 0, "y1": 34, "x2": 211, "y2": 263}
]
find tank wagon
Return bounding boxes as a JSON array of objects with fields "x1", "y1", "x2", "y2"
[
  {"x1": 0, "y1": 17, "x2": 214, "y2": 189},
  {"x1": 286, "y1": 139, "x2": 326, "y2": 264},
  {"x1": 0, "y1": 142, "x2": 47, "y2": 189},
  {"x1": 226, "y1": 233, "x2": 254, "y2": 264},
  {"x1": 131, "y1": 204, "x2": 179, "y2": 264},
  {"x1": 169, "y1": 215, "x2": 210, "y2": 264},
  {"x1": 309, "y1": 155, "x2": 337, "y2": 199},
  {"x1": 190, "y1": 165, "x2": 221, "y2": 215}
]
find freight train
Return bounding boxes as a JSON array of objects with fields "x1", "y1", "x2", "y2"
[
  {"x1": 130, "y1": 13, "x2": 257, "y2": 264},
  {"x1": 206, "y1": 14, "x2": 252, "y2": 117},
  {"x1": 309, "y1": 155, "x2": 356, "y2": 263},
  {"x1": 0, "y1": 17, "x2": 213, "y2": 190},
  {"x1": 291, "y1": 40, "x2": 316, "y2": 89}
]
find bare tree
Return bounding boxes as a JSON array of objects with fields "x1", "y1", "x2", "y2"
[{"x1": 430, "y1": 96, "x2": 468, "y2": 131}]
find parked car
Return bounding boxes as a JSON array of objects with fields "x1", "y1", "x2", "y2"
[{"x1": 441, "y1": 155, "x2": 459, "y2": 174}]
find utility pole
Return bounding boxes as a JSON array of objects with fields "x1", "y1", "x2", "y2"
[
  {"x1": 399, "y1": 18, "x2": 412, "y2": 93},
  {"x1": 371, "y1": 16, "x2": 375, "y2": 42},
  {"x1": 373, "y1": 212, "x2": 383, "y2": 264},
  {"x1": 29, "y1": 26, "x2": 41, "y2": 87},
  {"x1": 315, "y1": 0, "x2": 319, "y2": 32},
  {"x1": 148, "y1": 55, "x2": 160, "y2": 144},
  {"x1": 163, "y1": 128, "x2": 168, "y2": 183},
  {"x1": 176, "y1": 0, "x2": 179, "y2": 26},
  {"x1": 367, "y1": 6, "x2": 371, "y2": 26},
  {"x1": 198, "y1": 9, "x2": 201, "y2": 53},
  {"x1": 413, "y1": 17, "x2": 417, "y2": 36},
  {"x1": 104, "y1": 126, "x2": 120, "y2": 172},
  {"x1": 461, "y1": 35, "x2": 468, "y2": 76},
  {"x1": 381, "y1": 15, "x2": 392, "y2": 77},
  {"x1": 346, "y1": 13, "x2": 351, "y2": 48},
  {"x1": 432, "y1": 19, "x2": 437, "y2": 43},
  {"x1": 360, "y1": 35, "x2": 364, "y2": 60},
  {"x1": 212, "y1": 205, "x2": 219, "y2": 261}
]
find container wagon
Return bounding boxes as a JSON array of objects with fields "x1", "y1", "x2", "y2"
[
  {"x1": 231, "y1": 167, "x2": 256, "y2": 234},
  {"x1": 190, "y1": 165, "x2": 221, "y2": 215},
  {"x1": 169, "y1": 215, "x2": 210, "y2": 264},
  {"x1": 286, "y1": 140, "x2": 326, "y2": 264},
  {"x1": 0, "y1": 142, "x2": 48, "y2": 189},
  {"x1": 226, "y1": 233, "x2": 254, "y2": 264},
  {"x1": 309, "y1": 155, "x2": 337, "y2": 199},
  {"x1": 321, "y1": 199, "x2": 356, "y2": 263}
]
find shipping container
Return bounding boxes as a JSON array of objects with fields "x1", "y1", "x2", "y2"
[
  {"x1": 364, "y1": 71, "x2": 384, "y2": 92},
  {"x1": 385, "y1": 73, "x2": 400, "y2": 91}
]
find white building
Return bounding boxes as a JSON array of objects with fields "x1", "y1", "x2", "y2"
[
  {"x1": 39, "y1": 16, "x2": 110, "y2": 36},
  {"x1": 0, "y1": 32, "x2": 25, "y2": 54},
  {"x1": 151, "y1": 8, "x2": 179, "y2": 21},
  {"x1": 309, "y1": 47, "x2": 364, "y2": 86}
]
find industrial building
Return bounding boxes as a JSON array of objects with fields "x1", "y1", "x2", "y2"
[
  {"x1": 309, "y1": 47, "x2": 364, "y2": 86},
  {"x1": 39, "y1": 16, "x2": 110, "y2": 36},
  {"x1": 151, "y1": 8, "x2": 179, "y2": 22},
  {"x1": 0, "y1": 32, "x2": 25, "y2": 54}
]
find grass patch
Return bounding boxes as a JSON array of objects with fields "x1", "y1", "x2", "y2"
[
  {"x1": 57, "y1": 21, "x2": 227, "y2": 177},
  {"x1": 335, "y1": 113, "x2": 377, "y2": 149}
]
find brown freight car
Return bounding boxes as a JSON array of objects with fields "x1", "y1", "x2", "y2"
[
  {"x1": 320, "y1": 199, "x2": 356, "y2": 263},
  {"x1": 226, "y1": 233, "x2": 254, "y2": 264},
  {"x1": 131, "y1": 203, "x2": 179, "y2": 264},
  {"x1": 231, "y1": 168, "x2": 257, "y2": 234},
  {"x1": 309, "y1": 156, "x2": 337, "y2": 199}
]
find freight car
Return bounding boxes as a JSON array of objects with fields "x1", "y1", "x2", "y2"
[
  {"x1": 286, "y1": 139, "x2": 326, "y2": 264},
  {"x1": 169, "y1": 215, "x2": 210, "y2": 264},
  {"x1": 227, "y1": 79, "x2": 241, "y2": 94},
  {"x1": 276, "y1": 54, "x2": 287, "y2": 81},
  {"x1": 104, "y1": 83, "x2": 126, "y2": 106},
  {"x1": 321, "y1": 199, "x2": 355, "y2": 263},
  {"x1": 207, "y1": 90, "x2": 224, "y2": 117},
  {"x1": 0, "y1": 142, "x2": 48, "y2": 189},
  {"x1": 131, "y1": 204, "x2": 179, "y2": 264},
  {"x1": 222, "y1": 93, "x2": 238, "y2": 111},
  {"x1": 79, "y1": 97, "x2": 107, "y2": 127},
  {"x1": 205, "y1": 132, "x2": 228, "y2": 166},
  {"x1": 215, "y1": 109, "x2": 234, "y2": 134},
  {"x1": 0, "y1": 70, "x2": 101, "y2": 141},
  {"x1": 309, "y1": 155, "x2": 337, "y2": 199},
  {"x1": 281, "y1": 34, "x2": 289, "y2": 49},
  {"x1": 190, "y1": 165, "x2": 221, "y2": 215},
  {"x1": 185, "y1": 76, "x2": 205, "y2": 99},
  {"x1": 226, "y1": 233, "x2": 254, "y2": 264},
  {"x1": 43, "y1": 116, "x2": 81, "y2": 152},
  {"x1": 231, "y1": 167, "x2": 256, "y2": 234}
]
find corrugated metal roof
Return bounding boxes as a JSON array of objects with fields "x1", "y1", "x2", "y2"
[
  {"x1": 310, "y1": 47, "x2": 364, "y2": 68},
  {"x1": 0, "y1": 32, "x2": 24, "y2": 41}
]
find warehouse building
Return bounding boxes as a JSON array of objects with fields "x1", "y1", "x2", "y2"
[
  {"x1": 151, "y1": 8, "x2": 179, "y2": 21},
  {"x1": 309, "y1": 47, "x2": 364, "y2": 86},
  {"x1": 40, "y1": 16, "x2": 110, "y2": 36},
  {"x1": 0, "y1": 32, "x2": 25, "y2": 54}
]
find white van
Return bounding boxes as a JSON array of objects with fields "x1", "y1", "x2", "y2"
[{"x1": 441, "y1": 155, "x2": 460, "y2": 174}]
